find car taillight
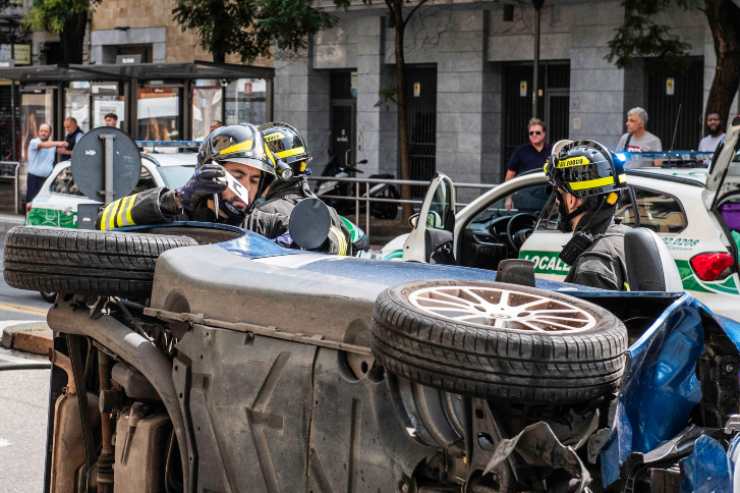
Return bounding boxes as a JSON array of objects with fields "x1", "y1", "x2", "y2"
[{"x1": 690, "y1": 252, "x2": 736, "y2": 281}]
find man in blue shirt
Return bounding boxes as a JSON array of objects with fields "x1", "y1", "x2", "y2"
[
  {"x1": 26, "y1": 123, "x2": 68, "y2": 203},
  {"x1": 504, "y1": 118, "x2": 551, "y2": 210}
]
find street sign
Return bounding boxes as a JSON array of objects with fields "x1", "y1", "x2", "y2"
[{"x1": 71, "y1": 127, "x2": 141, "y2": 204}]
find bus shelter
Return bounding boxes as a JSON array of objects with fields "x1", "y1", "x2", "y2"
[{"x1": 0, "y1": 61, "x2": 274, "y2": 161}]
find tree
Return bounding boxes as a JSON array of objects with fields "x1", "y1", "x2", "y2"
[
  {"x1": 25, "y1": 0, "x2": 100, "y2": 64},
  {"x1": 607, "y1": 0, "x2": 740, "y2": 130},
  {"x1": 382, "y1": 0, "x2": 430, "y2": 218},
  {"x1": 172, "y1": 0, "x2": 337, "y2": 64}
]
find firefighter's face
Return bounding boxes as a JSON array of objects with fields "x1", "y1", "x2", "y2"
[{"x1": 222, "y1": 162, "x2": 262, "y2": 208}]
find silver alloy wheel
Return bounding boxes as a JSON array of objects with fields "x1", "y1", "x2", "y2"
[{"x1": 407, "y1": 285, "x2": 596, "y2": 333}]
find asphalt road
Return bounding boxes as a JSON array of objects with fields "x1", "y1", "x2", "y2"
[{"x1": 0, "y1": 249, "x2": 51, "y2": 493}]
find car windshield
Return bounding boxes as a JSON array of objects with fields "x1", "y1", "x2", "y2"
[{"x1": 157, "y1": 165, "x2": 195, "y2": 189}]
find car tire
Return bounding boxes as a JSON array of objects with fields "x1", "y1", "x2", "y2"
[
  {"x1": 371, "y1": 280, "x2": 628, "y2": 404},
  {"x1": 4, "y1": 226, "x2": 197, "y2": 298}
]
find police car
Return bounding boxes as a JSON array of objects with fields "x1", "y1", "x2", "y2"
[
  {"x1": 26, "y1": 151, "x2": 195, "y2": 229},
  {"x1": 389, "y1": 122, "x2": 740, "y2": 319}
]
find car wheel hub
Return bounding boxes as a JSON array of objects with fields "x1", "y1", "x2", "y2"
[{"x1": 407, "y1": 285, "x2": 596, "y2": 333}]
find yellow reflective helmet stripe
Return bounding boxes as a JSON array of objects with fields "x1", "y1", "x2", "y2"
[
  {"x1": 217, "y1": 140, "x2": 253, "y2": 157},
  {"x1": 556, "y1": 156, "x2": 591, "y2": 168},
  {"x1": 569, "y1": 174, "x2": 626, "y2": 192},
  {"x1": 263, "y1": 131, "x2": 285, "y2": 143},
  {"x1": 275, "y1": 146, "x2": 306, "y2": 159}
]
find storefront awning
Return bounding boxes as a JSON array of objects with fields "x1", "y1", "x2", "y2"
[{"x1": 0, "y1": 61, "x2": 274, "y2": 83}]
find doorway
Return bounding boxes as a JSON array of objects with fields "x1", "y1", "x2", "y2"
[
  {"x1": 406, "y1": 65, "x2": 437, "y2": 196},
  {"x1": 502, "y1": 62, "x2": 570, "y2": 171},
  {"x1": 645, "y1": 57, "x2": 703, "y2": 150},
  {"x1": 330, "y1": 71, "x2": 356, "y2": 168}
]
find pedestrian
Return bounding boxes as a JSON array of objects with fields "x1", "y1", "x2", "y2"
[
  {"x1": 104, "y1": 113, "x2": 118, "y2": 127},
  {"x1": 698, "y1": 112, "x2": 724, "y2": 153},
  {"x1": 59, "y1": 117, "x2": 84, "y2": 158},
  {"x1": 617, "y1": 107, "x2": 662, "y2": 167},
  {"x1": 504, "y1": 118, "x2": 551, "y2": 209},
  {"x1": 25, "y1": 123, "x2": 68, "y2": 203}
]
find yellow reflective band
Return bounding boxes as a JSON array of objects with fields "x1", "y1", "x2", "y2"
[
  {"x1": 110, "y1": 199, "x2": 124, "y2": 230},
  {"x1": 275, "y1": 146, "x2": 306, "y2": 159},
  {"x1": 116, "y1": 195, "x2": 132, "y2": 228},
  {"x1": 99, "y1": 202, "x2": 114, "y2": 231},
  {"x1": 557, "y1": 156, "x2": 591, "y2": 168},
  {"x1": 543, "y1": 162, "x2": 549, "y2": 174},
  {"x1": 569, "y1": 176, "x2": 615, "y2": 191},
  {"x1": 125, "y1": 193, "x2": 137, "y2": 225},
  {"x1": 263, "y1": 132, "x2": 285, "y2": 143},
  {"x1": 218, "y1": 140, "x2": 253, "y2": 156}
]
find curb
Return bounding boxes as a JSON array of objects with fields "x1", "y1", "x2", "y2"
[
  {"x1": 0, "y1": 321, "x2": 52, "y2": 356},
  {"x1": 0, "y1": 213, "x2": 24, "y2": 249}
]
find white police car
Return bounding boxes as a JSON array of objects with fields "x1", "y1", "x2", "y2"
[
  {"x1": 390, "y1": 122, "x2": 740, "y2": 319},
  {"x1": 26, "y1": 151, "x2": 195, "y2": 229}
]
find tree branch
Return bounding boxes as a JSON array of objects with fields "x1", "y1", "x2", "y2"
[{"x1": 402, "y1": 0, "x2": 430, "y2": 29}]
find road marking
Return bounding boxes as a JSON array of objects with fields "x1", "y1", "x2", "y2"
[
  {"x1": 0, "y1": 438, "x2": 11, "y2": 448},
  {"x1": 0, "y1": 302, "x2": 47, "y2": 317}
]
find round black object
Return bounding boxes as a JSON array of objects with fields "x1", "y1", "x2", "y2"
[
  {"x1": 288, "y1": 198, "x2": 332, "y2": 250},
  {"x1": 3, "y1": 226, "x2": 197, "y2": 298},
  {"x1": 71, "y1": 126, "x2": 141, "y2": 201},
  {"x1": 371, "y1": 280, "x2": 628, "y2": 404}
]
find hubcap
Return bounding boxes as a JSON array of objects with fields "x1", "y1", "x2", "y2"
[{"x1": 407, "y1": 285, "x2": 596, "y2": 333}]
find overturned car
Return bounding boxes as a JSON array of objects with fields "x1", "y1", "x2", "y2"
[{"x1": 4, "y1": 210, "x2": 740, "y2": 492}]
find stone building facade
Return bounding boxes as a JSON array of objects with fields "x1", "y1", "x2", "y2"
[{"x1": 274, "y1": 0, "x2": 736, "y2": 185}]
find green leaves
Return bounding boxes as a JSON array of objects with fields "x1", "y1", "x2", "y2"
[
  {"x1": 607, "y1": 0, "x2": 692, "y2": 67},
  {"x1": 172, "y1": 0, "x2": 337, "y2": 63},
  {"x1": 25, "y1": 0, "x2": 100, "y2": 33}
]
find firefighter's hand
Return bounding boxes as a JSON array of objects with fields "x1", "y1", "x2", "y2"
[{"x1": 176, "y1": 163, "x2": 228, "y2": 212}]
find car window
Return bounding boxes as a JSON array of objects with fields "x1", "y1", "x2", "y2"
[
  {"x1": 49, "y1": 168, "x2": 83, "y2": 196},
  {"x1": 133, "y1": 166, "x2": 157, "y2": 194},
  {"x1": 157, "y1": 165, "x2": 195, "y2": 189},
  {"x1": 619, "y1": 188, "x2": 687, "y2": 233},
  {"x1": 472, "y1": 183, "x2": 552, "y2": 226}
]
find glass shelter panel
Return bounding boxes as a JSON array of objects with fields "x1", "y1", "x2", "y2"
[
  {"x1": 192, "y1": 79, "x2": 223, "y2": 141},
  {"x1": 92, "y1": 83, "x2": 125, "y2": 129},
  {"x1": 137, "y1": 85, "x2": 182, "y2": 141},
  {"x1": 65, "y1": 81, "x2": 91, "y2": 132},
  {"x1": 225, "y1": 78, "x2": 268, "y2": 126},
  {"x1": 21, "y1": 89, "x2": 54, "y2": 161}
]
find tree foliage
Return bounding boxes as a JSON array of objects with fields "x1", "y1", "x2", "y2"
[
  {"x1": 172, "y1": 0, "x2": 337, "y2": 63},
  {"x1": 24, "y1": 0, "x2": 100, "y2": 63},
  {"x1": 607, "y1": 0, "x2": 740, "y2": 126}
]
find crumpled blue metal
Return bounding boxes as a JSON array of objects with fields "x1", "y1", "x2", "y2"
[
  {"x1": 602, "y1": 295, "x2": 705, "y2": 486},
  {"x1": 680, "y1": 435, "x2": 732, "y2": 493}
]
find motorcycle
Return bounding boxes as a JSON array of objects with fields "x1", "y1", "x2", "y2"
[{"x1": 315, "y1": 154, "x2": 400, "y2": 220}]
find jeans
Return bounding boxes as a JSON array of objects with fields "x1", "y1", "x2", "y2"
[{"x1": 26, "y1": 173, "x2": 47, "y2": 203}]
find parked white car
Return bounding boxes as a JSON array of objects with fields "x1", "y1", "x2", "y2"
[
  {"x1": 387, "y1": 122, "x2": 740, "y2": 319},
  {"x1": 26, "y1": 152, "x2": 196, "y2": 229}
]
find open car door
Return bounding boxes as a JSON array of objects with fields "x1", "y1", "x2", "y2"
[
  {"x1": 703, "y1": 118, "x2": 740, "y2": 210},
  {"x1": 403, "y1": 173, "x2": 456, "y2": 263}
]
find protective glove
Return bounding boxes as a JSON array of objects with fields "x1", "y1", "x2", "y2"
[{"x1": 176, "y1": 163, "x2": 227, "y2": 212}]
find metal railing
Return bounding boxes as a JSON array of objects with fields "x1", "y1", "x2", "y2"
[
  {"x1": 0, "y1": 161, "x2": 20, "y2": 213},
  {"x1": 307, "y1": 175, "x2": 496, "y2": 238}
]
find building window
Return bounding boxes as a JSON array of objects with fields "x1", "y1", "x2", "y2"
[
  {"x1": 192, "y1": 79, "x2": 223, "y2": 141},
  {"x1": 137, "y1": 84, "x2": 182, "y2": 141},
  {"x1": 225, "y1": 78, "x2": 268, "y2": 126}
]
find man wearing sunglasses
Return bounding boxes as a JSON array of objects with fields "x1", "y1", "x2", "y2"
[{"x1": 504, "y1": 118, "x2": 551, "y2": 209}]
